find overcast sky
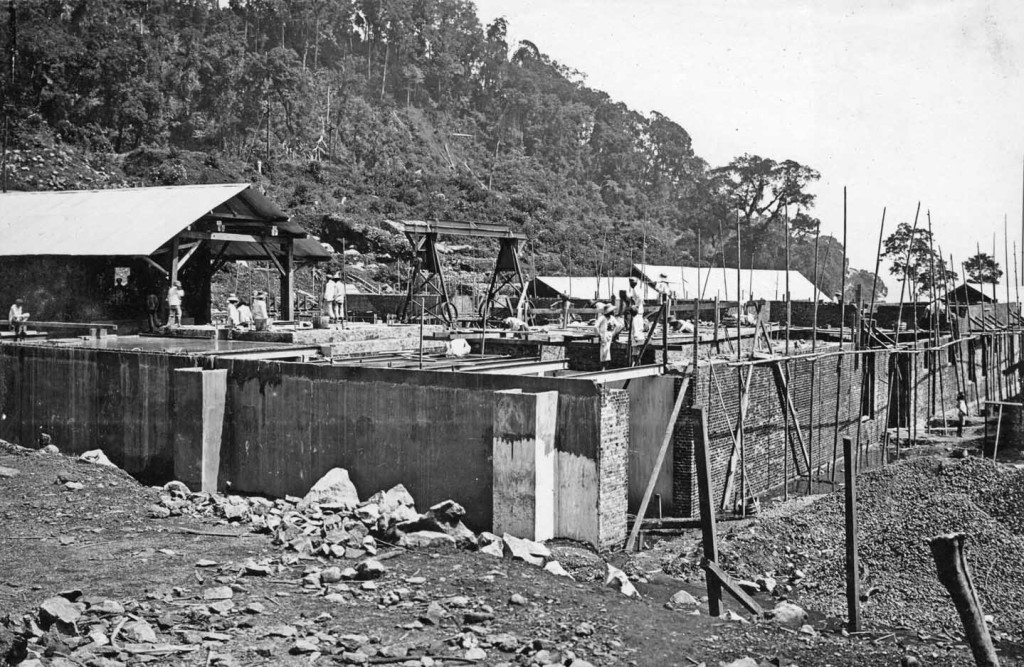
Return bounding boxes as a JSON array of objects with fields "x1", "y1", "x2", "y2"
[{"x1": 473, "y1": 0, "x2": 1024, "y2": 295}]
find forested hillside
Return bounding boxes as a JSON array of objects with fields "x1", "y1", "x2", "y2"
[{"x1": 0, "y1": 0, "x2": 879, "y2": 300}]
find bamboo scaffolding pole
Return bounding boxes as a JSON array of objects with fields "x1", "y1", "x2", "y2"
[
  {"x1": 993, "y1": 235, "x2": 1003, "y2": 402},
  {"x1": 785, "y1": 206, "x2": 791, "y2": 356},
  {"x1": 978, "y1": 242, "x2": 990, "y2": 405},
  {"x1": 867, "y1": 207, "x2": 887, "y2": 326},
  {"x1": 809, "y1": 358, "x2": 817, "y2": 484},
  {"x1": 961, "y1": 256, "x2": 982, "y2": 409},
  {"x1": 926, "y1": 211, "x2": 940, "y2": 421},
  {"x1": 811, "y1": 227, "x2": 821, "y2": 352},
  {"x1": 783, "y1": 358, "x2": 789, "y2": 500},
  {"x1": 736, "y1": 212, "x2": 742, "y2": 361},
  {"x1": 840, "y1": 187, "x2": 848, "y2": 345},
  {"x1": 830, "y1": 353, "x2": 843, "y2": 483},
  {"x1": 894, "y1": 203, "x2": 922, "y2": 342}
]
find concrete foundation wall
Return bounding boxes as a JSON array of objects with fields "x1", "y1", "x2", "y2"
[{"x1": 0, "y1": 345, "x2": 198, "y2": 479}]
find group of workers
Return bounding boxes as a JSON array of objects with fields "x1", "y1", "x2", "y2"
[{"x1": 224, "y1": 291, "x2": 270, "y2": 330}]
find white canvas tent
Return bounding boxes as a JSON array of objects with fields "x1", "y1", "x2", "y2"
[{"x1": 633, "y1": 264, "x2": 832, "y2": 303}]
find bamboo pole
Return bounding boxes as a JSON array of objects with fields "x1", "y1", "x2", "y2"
[
  {"x1": 783, "y1": 358, "x2": 790, "y2": 500},
  {"x1": 894, "y1": 203, "x2": 922, "y2": 343},
  {"x1": 809, "y1": 358, "x2": 817, "y2": 484},
  {"x1": 736, "y1": 212, "x2": 742, "y2": 361},
  {"x1": 840, "y1": 187, "x2": 848, "y2": 346},
  {"x1": 830, "y1": 353, "x2": 843, "y2": 483},
  {"x1": 962, "y1": 256, "x2": 981, "y2": 409},
  {"x1": 926, "y1": 211, "x2": 939, "y2": 420},
  {"x1": 811, "y1": 227, "x2": 821, "y2": 352},
  {"x1": 867, "y1": 207, "x2": 887, "y2": 327},
  {"x1": 785, "y1": 206, "x2": 791, "y2": 356}
]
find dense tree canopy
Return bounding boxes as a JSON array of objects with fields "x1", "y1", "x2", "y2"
[
  {"x1": 0, "y1": 0, "x2": 851, "y2": 294},
  {"x1": 963, "y1": 253, "x2": 1002, "y2": 287}
]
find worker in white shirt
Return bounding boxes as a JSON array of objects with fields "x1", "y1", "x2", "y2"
[
  {"x1": 8, "y1": 298, "x2": 28, "y2": 340},
  {"x1": 323, "y1": 273, "x2": 338, "y2": 322},
  {"x1": 252, "y1": 291, "x2": 269, "y2": 331},
  {"x1": 595, "y1": 303, "x2": 618, "y2": 370},
  {"x1": 655, "y1": 273, "x2": 670, "y2": 298},
  {"x1": 166, "y1": 280, "x2": 184, "y2": 327},
  {"x1": 226, "y1": 293, "x2": 240, "y2": 326}
]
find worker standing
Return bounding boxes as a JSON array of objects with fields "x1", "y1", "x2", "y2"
[
  {"x1": 226, "y1": 293, "x2": 240, "y2": 327},
  {"x1": 595, "y1": 303, "x2": 616, "y2": 370},
  {"x1": 655, "y1": 273, "x2": 671, "y2": 298},
  {"x1": 166, "y1": 280, "x2": 184, "y2": 328},
  {"x1": 626, "y1": 277, "x2": 644, "y2": 316},
  {"x1": 252, "y1": 291, "x2": 269, "y2": 331},
  {"x1": 333, "y1": 274, "x2": 346, "y2": 327},
  {"x1": 323, "y1": 273, "x2": 338, "y2": 323},
  {"x1": 145, "y1": 292, "x2": 160, "y2": 332}
]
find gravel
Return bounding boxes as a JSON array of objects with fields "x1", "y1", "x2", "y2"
[{"x1": 667, "y1": 456, "x2": 1024, "y2": 644}]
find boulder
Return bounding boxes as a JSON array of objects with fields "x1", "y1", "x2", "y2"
[
  {"x1": 770, "y1": 601, "x2": 808, "y2": 628},
  {"x1": 543, "y1": 561, "x2": 574, "y2": 579},
  {"x1": 38, "y1": 597, "x2": 81, "y2": 629},
  {"x1": 79, "y1": 450, "x2": 116, "y2": 467},
  {"x1": 669, "y1": 589, "x2": 699, "y2": 606},
  {"x1": 501, "y1": 533, "x2": 550, "y2": 566},
  {"x1": 604, "y1": 564, "x2": 638, "y2": 597},
  {"x1": 121, "y1": 620, "x2": 157, "y2": 643},
  {"x1": 354, "y1": 559, "x2": 386, "y2": 580},
  {"x1": 398, "y1": 531, "x2": 456, "y2": 549},
  {"x1": 303, "y1": 468, "x2": 360, "y2": 508}
]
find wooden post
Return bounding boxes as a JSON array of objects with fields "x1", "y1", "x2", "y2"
[
  {"x1": 280, "y1": 238, "x2": 294, "y2": 321},
  {"x1": 811, "y1": 228, "x2": 821, "y2": 352},
  {"x1": 713, "y1": 297, "x2": 721, "y2": 353},
  {"x1": 843, "y1": 436, "x2": 861, "y2": 632},
  {"x1": 169, "y1": 235, "x2": 181, "y2": 285},
  {"x1": 692, "y1": 407, "x2": 722, "y2": 617},
  {"x1": 783, "y1": 360, "x2": 790, "y2": 500},
  {"x1": 663, "y1": 297, "x2": 669, "y2": 371},
  {"x1": 739, "y1": 368, "x2": 747, "y2": 515},
  {"x1": 831, "y1": 354, "x2": 843, "y2": 483},
  {"x1": 928, "y1": 533, "x2": 1000, "y2": 667},
  {"x1": 993, "y1": 403, "x2": 1003, "y2": 462}
]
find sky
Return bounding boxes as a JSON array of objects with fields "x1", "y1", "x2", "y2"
[{"x1": 472, "y1": 0, "x2": 1024, "y2": 296}]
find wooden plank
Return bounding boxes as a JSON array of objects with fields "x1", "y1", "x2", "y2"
[
  {"x1": 625, "y1": 372, "x2": 691, "y2": 552},
  {"x1": 993, "y1": 403, "x2": 1004, "y2": 462},
  {"x1": 692, "y1": 408, "x2": 722, "y2": 616},
  {"x1": 701, "y1": 559, "x2": 764, "y2": 617},
  {"x1": 720, "y1": 364, "x2": 754, "y2": 510},
  {"x1": 770, "y1": 362, "x2": 811, "y2": 474},
  {"x1": 843, "y1": 436, "x2": 861, "y2": 632}
]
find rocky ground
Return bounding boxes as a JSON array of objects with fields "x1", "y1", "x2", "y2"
[{"x1": 0, "y1": 437, "x2": 1018, "y2": 667}]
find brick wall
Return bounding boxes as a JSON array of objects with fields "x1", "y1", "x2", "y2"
[
  {"x1": 598, "y1": 387, "x2": 630, "y2": 549},
  {"x1": 670, "y1": 331, "x2": 1017, "y2": 518}
]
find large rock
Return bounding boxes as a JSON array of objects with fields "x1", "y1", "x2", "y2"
[
  {"x1": 604, "y1": 564, "x2": 638, "y2": 597},
  {"x1": 501, "y1": 533, "x2": 550, "y2": 566},
  {"x1": 38, "y1": 596, "x2": 82, "y2": 629},
  {"x1": 398, "y1": 531, "x2": 456, "y2": 549},
  {"x1": 770, "y1": 601, "x2": 808, "y2": 628},
  {"x1": 79, "y1": 450, "x2": 116, "y2": 468},
  {"x1": 669, "y1": 589, "x2": 699, "y2": 606},
  {"x1": 303, "y1": 468, "x2": 360, "y2": 508}
]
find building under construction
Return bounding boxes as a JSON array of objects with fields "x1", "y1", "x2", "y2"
[{"x1": 1, "y1": 188, "x2": 1021, "y2": 552}]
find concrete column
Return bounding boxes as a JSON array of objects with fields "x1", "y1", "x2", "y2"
[
  {"x1": 492, "y1": 389, "x2": 557, "y2": 541},
  {"x1": 172, "y1": 368, "x2": 227, "y2": 493}
]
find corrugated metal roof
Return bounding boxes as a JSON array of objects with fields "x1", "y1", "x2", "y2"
[
  {"x1": 0, "y1": 184, "x2": 328, "y2": 260},
  {"x1": 633, "y1": 264, "x2": 832, "y2": 303},
  {"x1": 534, "y1": 276, "x2": 635, "y2": 301}
]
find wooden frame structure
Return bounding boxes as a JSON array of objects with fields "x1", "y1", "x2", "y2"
[{"x1": 396, "y1": 220, "x2": 527, "y2": 326}]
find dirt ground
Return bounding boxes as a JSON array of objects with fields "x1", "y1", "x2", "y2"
[{"x1": 0, "y1": 441, "x2": 1011, "y2": 667}]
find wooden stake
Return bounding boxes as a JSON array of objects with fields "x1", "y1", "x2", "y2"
[
  {"x1": 843, "y1": 436, "x2": 861, "y2": 632},
  {"x1": 692, "y1": 407, "x2": 722, "y2": 617},
  {"x1": 928, "y1": 533, "x2": 1000, "y2": 667}
]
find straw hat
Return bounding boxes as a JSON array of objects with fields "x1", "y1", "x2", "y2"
[
  {"x1": 659, "y1": 272, "x2": 668, "y2": 279},
  {"x1": 226, "y1": 293, "x2": 239, "y2": 303}
]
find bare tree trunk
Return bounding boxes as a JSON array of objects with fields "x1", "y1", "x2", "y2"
[{"x1": 929, "y1": 533, "x2": 999, "y2": 667}]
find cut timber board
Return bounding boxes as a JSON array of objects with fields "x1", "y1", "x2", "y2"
[
  {"x1": 625, "y1": 370, "x2": 691, "y2": 552},
  {"x1": 720, "y1": 364, "x2": 754, "y2": 510},
  {"x1": 702, "y1": 559, "x2": 764, "y2": 617}
]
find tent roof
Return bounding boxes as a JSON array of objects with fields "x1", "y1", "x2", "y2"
[
  {"x1": 0, "y1": 184, "x2": 329, "y2": 260},
  {"x1": 534, "y1": 276, "x2": 635, "y2": 301},
  {"x1": 633, "y1": 264, "x2": 831, "y2": 303}
]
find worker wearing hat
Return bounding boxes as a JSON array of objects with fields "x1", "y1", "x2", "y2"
[
  {"x1": 595, "y1": 302, "x2": 617, "y2": 370},
  {"x1": 226, "y1": 293, "x2": 240, "y2": 327},
  {"x1": 166, "y1": 279, "x2": 184, "y2": 328},
  {"x1": 252, "y1": 291, "x2": 269, "y2": 331},
  {"x1": 323, "y1": 272, "x2": 339, "y2": 323},
  {"x1": 655, "y1": 272, "x2": 671, "y2": 298}
]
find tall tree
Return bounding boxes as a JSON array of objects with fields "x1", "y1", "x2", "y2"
[
  {"x1": 881, "y1": 222, "x2": 956, "y2": 299},
  {"x1": 963, "y1": 252, "x2": 1002, "y2": 287},
  {"x1": 711, "y1": 154, "x2": 820, "y2": 267}
]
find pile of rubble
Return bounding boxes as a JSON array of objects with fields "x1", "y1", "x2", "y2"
[
  {"x1": 147, "y1": 468, "x2": 633, "y2": 592},
  {"x1": 666, "y1": 456, "x2": 1024, "y2": 644}
]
